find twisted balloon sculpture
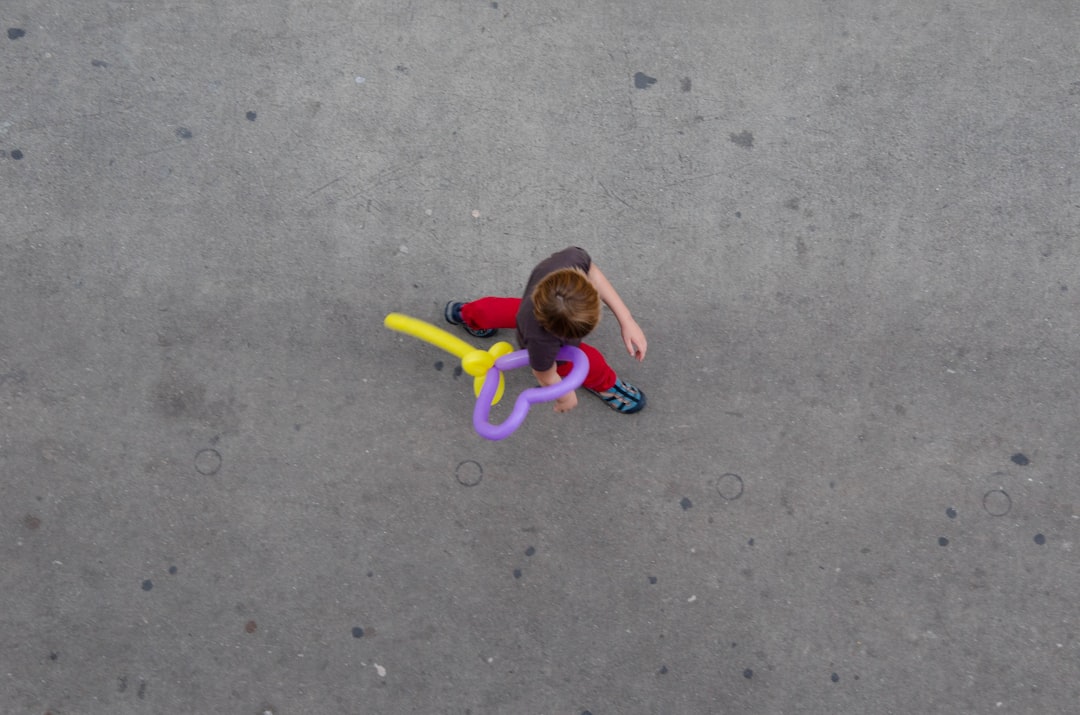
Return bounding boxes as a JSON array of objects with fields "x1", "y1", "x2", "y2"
[{"x1": 383, "y1": 313, "x2": 589, "y2": 440}]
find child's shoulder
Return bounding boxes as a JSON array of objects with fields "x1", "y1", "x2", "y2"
[
  {"x1": 542, "y1": 246, "x2": 591, "y2": 271},
  {"x1": 524, "y1": 247, "x2": 593, "y2": 298}
]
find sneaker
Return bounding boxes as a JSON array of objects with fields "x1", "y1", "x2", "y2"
[
  {"x1": 444, "y1": 301, "x2": 498, "y2": 338},
  {"x1": 588, "y1": 377, "x2": 647, "y2": 414}
]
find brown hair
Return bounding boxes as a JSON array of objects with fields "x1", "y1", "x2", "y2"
[{"x1": 531, "y1": 267, "x2": 601, "y2": 340}]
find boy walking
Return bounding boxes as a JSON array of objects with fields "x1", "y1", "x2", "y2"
[{"x1": 445, "y1": 247, "x2": 647, "y2": 414}]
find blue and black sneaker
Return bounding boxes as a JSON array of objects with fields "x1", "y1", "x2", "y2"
[
  {"x1": 444, "y1": 301, "x2": 498, "y2": 338},
  {"x1": 587, "y1": 377, "x2": 647, "y2": 414}
]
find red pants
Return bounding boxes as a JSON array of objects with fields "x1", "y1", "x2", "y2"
[{"x1": 461, "y1": 297, "x2": 617, "y2": 392}]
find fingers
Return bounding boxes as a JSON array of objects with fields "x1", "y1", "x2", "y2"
[
  {"x1": 625, "y1": 335, "x2": 647, "y2": 361},
  {"x1": 619, "y1": 320, "x2": 648, "y2": 361},
  {"x1": 554, "y1": 391, "x2": 578, "y2": 412}
]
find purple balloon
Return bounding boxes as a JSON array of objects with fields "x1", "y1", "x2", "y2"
[{"x1": 472, "y1": 346, "x2": 590, "y2": 440}]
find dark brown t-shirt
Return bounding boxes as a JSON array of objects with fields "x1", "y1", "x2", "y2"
[{"x1": 515, "y1": 246, "x2": 593, "y2": 371}]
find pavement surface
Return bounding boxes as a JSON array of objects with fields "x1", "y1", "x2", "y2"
[{"x1": 2, "y1": 1, "x2": 1079, "y2": 714}]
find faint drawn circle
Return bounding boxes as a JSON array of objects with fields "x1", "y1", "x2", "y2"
[
  {"x1": 194, "y1": 448, "x2": 222, "y2": 475},
  {"x1": 982, "y1": 489, "x2": 1011, "y2": 517},
  {"x1": 715, "y1": 473, "x2": 744, "y2": 500},
  {"x1": 455, "y1": 460, "x2": 483, "y2": 487}
]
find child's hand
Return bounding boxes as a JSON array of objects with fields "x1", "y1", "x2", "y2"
[
  {"x1": 554, "y1": 389, "x2": 578, "y2": 413},
  {"x1": 533, "y1": 365, "x2": 576, "y2": 412},
  {"x1": 621, "y1": 320, "x2": 648, "y2": 361}
]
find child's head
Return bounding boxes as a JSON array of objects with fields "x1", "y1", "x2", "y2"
[{"x1": 531, "y1": 267, "x2": 601, "y2": 340}]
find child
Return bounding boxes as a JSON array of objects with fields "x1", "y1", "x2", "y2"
[{"x1": 444, "y1": 246, "x2": 647, "y2": 414}]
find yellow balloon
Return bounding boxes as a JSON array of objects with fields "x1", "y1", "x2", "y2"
[
  {"x1": 384, "y1": 313, "x2": 513, "y2": 404},
  {"x1": 384, "y1": 313, "x2": 474, "y2": 359}
]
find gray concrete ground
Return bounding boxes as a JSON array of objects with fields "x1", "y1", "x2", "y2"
[{"x1": 2, "y1": 1, "x2": 1079, "y2": 713}]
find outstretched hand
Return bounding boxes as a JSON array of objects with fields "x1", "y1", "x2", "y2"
[{"x1": 587, "y1": 263, "x2": 647, "y2": 362}]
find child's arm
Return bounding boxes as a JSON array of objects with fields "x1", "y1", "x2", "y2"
[
  {"x1": 532, "y1": 365, "x2": 578, "y2": 412},
  {"x1": 588, "y1": 264, "x2": 648, "y2": 361}
]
